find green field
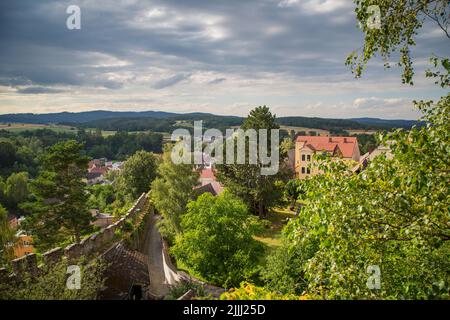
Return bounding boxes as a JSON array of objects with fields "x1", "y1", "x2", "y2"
[
  {"x1": 0, "y1": 123, "x2": 175, "y2": 140},
  {"x1": 0, "y1": 123, "x2": 77, "y2": 134}
]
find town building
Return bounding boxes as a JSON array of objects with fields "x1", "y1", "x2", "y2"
[
  {"x1": 86, "y1": 158, "x2": 123, "y2": 185},
  {"x1": 8, "y1": 216, "x2": 35, "y2": 258},
  {"x1": 194, "y1": 167, "x2": 224, "y2": 196},
  {"x1": 352, "y1": 141, "x2": 394, "y2": 173},
  {"x1": 295, "y1": 136, "x2": 360, "y2": 179},
  {"x1": 13, "y1": 231, "x2": 34, "y2": 258},
  {"x1": 367, "y1": 142, "x2": 393, "y2": 161}
]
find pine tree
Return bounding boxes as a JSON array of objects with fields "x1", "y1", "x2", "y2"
[{"x1": 23, "y1": 140, "x2": 93, "y2": 249}]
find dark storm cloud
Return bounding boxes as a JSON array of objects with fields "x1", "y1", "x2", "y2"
[
  {"x1": 16, "y1": 86, "x2": 65, "y2": 94},
  {"x1": 208, "y1": 77, "x2": 226, "y2": 85},
  {"x1": 0, "y1": 0, "x2": 447, "y2": 94},
  {"x1": 152, "y1": 73, "x2": 191, "y2": 89}
]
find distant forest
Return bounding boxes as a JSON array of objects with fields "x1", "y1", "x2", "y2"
[
  {"x1": 70, "y1": 114, "x2": 420, "y2": 137},
  {"x1": 0, "y1": 110, "x2": 422, "y2": 133},
  {"x1": 74, "y1": 114, "x2": 243, "y2": 133},
  {"x1": 0, "y1": 110, "x2": 422, "y2": 170}
]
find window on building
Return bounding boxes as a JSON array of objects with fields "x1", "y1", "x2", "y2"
[
  {"x1": 301, "y1": 167, "x2": 305, "y2": 174},
  {"x1": 301, "y1": 154, "x2": 305, "y2": 161},
  {"x1": 307, "y1": 155, "x2": 311, "y2": 161},
  {"x1": 306, "y1": 168, "x2": 311, "y2": 174}
]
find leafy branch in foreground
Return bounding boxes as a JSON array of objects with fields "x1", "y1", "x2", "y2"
[
  {"x1": 220, "y1": 282, "x2": 310, "y2": 300},
  {"x1": 0, "y1": 259, "x2": 107, "y2": 300},
  {"x1": 347, "y1": 0, "x2": 449, "y2": 84},
  {"x1": 264, "y1": 92, "x2": 449, "y2": 299}
]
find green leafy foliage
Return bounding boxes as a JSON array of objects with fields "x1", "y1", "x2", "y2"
[
  {"x1": 426, "y1": 55, "x2": 450, "y2": 88},
  {"x1": 269, "y1": 94, "x2": 449, "y2": 299},
  {"x1": 4, "y1": 172, "x2": 29, "y2": 211},
  {"x1": 118, "y1": 150, "x2": 159, "y2": 198},
  {"x1": 171, "y1": 191, "x2": 264, "y2": 288},
  {"x1": 347, "y1": 0, "x2": 449, "y2": 84},
  {"x1": 284, "y1": 179, "x2": 306, "y2": 210},
  {"x1": 78, "y1": 129, "x2": 163, "y2": 160},
  {"x1": 165, "y1": 280, "x2": 206, "y2": 300},
  {"x1": 22, "y1": 140, "x2": 94, "y2": 249},
  {"x1": 353, "y1": 133, "x2": 378, "y2": 154},
  {"x1": 216, "y1": 106, "x2": 291, "y2": 218},
  {"x1": 150, "y1": 144, "x2": 199, "y2": 239},
  {"x1": 220, "y1": 282, "x2": 309, "y2": 300},
  {"x1": 0, "y1": 259, "x2": 106, "y2": 300},
  {"x1": 0, "y1": 204, "x2": 15, "y2": 264}
]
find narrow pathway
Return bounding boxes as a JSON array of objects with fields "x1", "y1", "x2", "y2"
[
  {"x1": 145, "y1": 214, "x2": 169, "y2": 297},
  {"x1": 144, "y1": 212, "x2": 225, "y2": 299}
]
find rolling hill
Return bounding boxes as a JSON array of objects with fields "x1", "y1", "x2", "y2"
[{"x1": 0, "y1": 110, "x2": 421, "y2": 132}]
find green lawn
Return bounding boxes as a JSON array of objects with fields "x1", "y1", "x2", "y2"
[{"x1": 254, "y1": 207, "x2": 295, "y2": 265}]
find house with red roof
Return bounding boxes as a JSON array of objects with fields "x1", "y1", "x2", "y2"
[
  {"x1": 194, "y1": 167, "x2": 224, "y2": 196},
  {"x1": 86, "y1": 158, "x2": 111, "y2": 185},
  {"x1": 295, "y1": 136, "x2": 360, "y2": 179}
]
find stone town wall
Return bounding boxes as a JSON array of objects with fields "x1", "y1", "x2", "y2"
[{"x1": 0, "y1": 193, "x2": 149, "y2": 282}]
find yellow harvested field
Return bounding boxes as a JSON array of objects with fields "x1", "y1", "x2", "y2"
[{"x1": 279, "y1": 125, "x2": 330, "y2": 136}]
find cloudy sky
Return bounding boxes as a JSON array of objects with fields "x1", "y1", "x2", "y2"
[{"x1": 0, "y1": 0, "x2": 448, "y2": 119}]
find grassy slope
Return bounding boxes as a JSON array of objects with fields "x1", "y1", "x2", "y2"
[{"x1": 254, "y1": 207, "x2": 295, "y2": 267}]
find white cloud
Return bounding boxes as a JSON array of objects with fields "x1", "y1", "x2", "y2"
[
  {"x1": 0, "y1": 0, "x2": 443, "y2": 119},
  {"x1": 278, "y1": 0, "x2": 299, "y2": 8},
  {"x1": 146, "y1": 7, "x2": 167, "y2": 18},
  {"x1": 279, "y1": 0, "x2": 352, "y2": 13},
  {"x1": 352, "y1": 97, "x2": 408, "y2": 109}
]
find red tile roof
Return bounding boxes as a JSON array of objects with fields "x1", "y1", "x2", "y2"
[
  {"x1": 88, "y1": 159, "x2": 102, "y2": 168},
  {"x1": 194, "y1": 181, "x2": 224, "y2": 196},
  {"x1": 199, "y1": 168, "x2": 216, "y2": 180},
  {"x1": 296, "y1": 136, "x2": 357, "y2": 158},
  {"x1": 195, "y1": 168, "x2": 224, "y2": 196},
  {"x1": 90, "y1": 166, "x2": 109, "y2": 175}
]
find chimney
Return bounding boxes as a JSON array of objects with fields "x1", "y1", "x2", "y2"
[
  {"x1": 328, "y1": 137, "x2": 332, "y2": 142},
  {"x1": 344, "y1": 138, "x2": 347, "y2": 143}
]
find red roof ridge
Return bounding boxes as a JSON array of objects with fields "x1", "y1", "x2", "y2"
[{"x1": 296, "y1": 135, "x2": 358, "y2": 158}]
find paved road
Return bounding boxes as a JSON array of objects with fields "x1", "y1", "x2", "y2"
[{"x1": 145, "y1": 214, "x2": 169, "y2": 297}]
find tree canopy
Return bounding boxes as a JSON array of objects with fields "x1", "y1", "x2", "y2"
[
  {"x1": 264, "y1": 93, "x2": 449, "y2": 299},
  {"x1": 118, "y1": 150, "x2": 159, "y2": 198},
  {"x1": 216, "y1": 106, "x2": 291, "y2": 218},
  {"x1": 0, "y1": 259, "x2": 106, "y2": 300},
  {"x1": 0, "y1": 204, "x2": 15, "y2": 264},
  {"x1": 23, "y1": 140, "x2": 93, "y2": 249},
  {"x1": 150, "y1": 144, "x2": 199, "y2": 239},
  {"x1": 171, "y1": 191, "x2": 263, "y2": 288}
]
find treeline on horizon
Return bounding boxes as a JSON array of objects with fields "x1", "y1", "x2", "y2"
[
  {"x1": 65, "y1": 114, "x2": 422, "y2": 132},
  {"x1": 0, "y1": 110, "x2": 422, "y2": 133}
]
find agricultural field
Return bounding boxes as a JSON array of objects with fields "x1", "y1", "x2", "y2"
[
  {"x1": 0, "y1": 123, "x2": 77, "y2": 133},
  {"x1": 346, "y1": 129, "x2": 378, "y2": 135},
  {"x1": 84, "y1": 128, "x2": 117, "y2": 137},
  {"x1": 279, "y1": 125, "x2": 330, "y2": 136}
]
